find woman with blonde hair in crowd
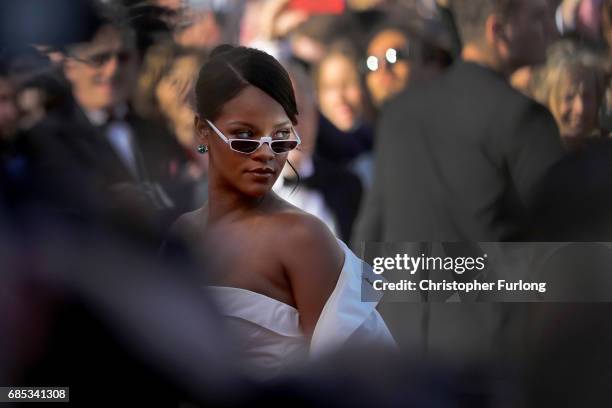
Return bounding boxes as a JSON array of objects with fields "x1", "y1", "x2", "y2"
[
  {"x1": 135, "y1": 42, "x2": 210, "y2": 208},
  {"x1": 533, "y1": 41, "x2": 608, "y2": 150}
]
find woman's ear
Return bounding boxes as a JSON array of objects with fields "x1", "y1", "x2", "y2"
[{"x1": 194, "y1": 114, "x2": 209, "y2": 145}]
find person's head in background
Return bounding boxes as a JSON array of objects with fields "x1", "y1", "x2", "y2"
[
  {"x1": 364, "y1": 20, "x2": 453, "y2": 107},
  {"x1": 121, "y1": 1, "x2": 174, "y2": 60},
  {"x1": 533, "y1": 41, "x2": 606, "y2": 149},
  {"x1": 62, "y1": 19, "x2": 139, "y2": 113},
  {"x1": 172, "y1": 6, "x2": 220, "y2": 48},
  {"x1": 451, "y1": 0, "x2": 554, "y2": 76},
  {"x1": 194, "y1": 45, "x2": 300, "y2": 199},
  {"x1": 315, "y1": 42, "x2": 368, "y2": 132},
  {"x1": 510, "y1": 0, "x2": 560, "y2": 95},
  {"x1": 135, "y1": 42, "x2": 207, "y2": 149},
  {"x1": 155, "y1": 0, "x2": 222, "y2": 48},
  {"x1": 364, "y1": 25, "x2": 412, "y2": 107},
  {"x1": 157, "y1": 48, "x2": 208, "y2": 149},
  {"x1": 289, "y1": 14, "x2": 363, "y2": 68}
]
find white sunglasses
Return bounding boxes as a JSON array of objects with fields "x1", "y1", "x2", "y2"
[{"x1": 206, "y1": 120, "x2": 301, "y2": 155}]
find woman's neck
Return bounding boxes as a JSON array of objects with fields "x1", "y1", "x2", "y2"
[{"x1": 206, "y1": 180, "x2": 270, "y2": 224}]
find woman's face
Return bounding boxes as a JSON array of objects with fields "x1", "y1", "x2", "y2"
[
  {"x1": 550, "y1": 69, "x2": 599, "y2": 141},
  {"x1": 156, "y1": 55, "x2": 200, "y2": 147},
  {"x1": 197, "y1": 85, "x2": 294, "y2": 198},
  {"x1": 156, "y1": 55, "x2": 199, "y2": 118},
  {"x1": 366, "y1": 29, "x2": 411, "y2": 107},
  {"x1": 317, "y1": 54, "x2": 364, "y2": 132}
]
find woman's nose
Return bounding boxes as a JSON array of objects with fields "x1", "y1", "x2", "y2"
[
  {"x1": 572, "y1": 95, "x2": 585, "y2": 116},
  {"x1": 252, "y1": 141, "x2": 275, "y2": 160},
  {"x1": 101, "y1": 55, "x2": 119, "y2": 78}
]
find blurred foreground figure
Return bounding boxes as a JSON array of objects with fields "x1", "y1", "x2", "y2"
[
  {"x1": 0, "y1": 198, "x2": 243, "y2": 405},
  {"x1": 523, "y1": 139, "x2": 612, "y2": 406},
  {"x1": 354, "y1": 0, "x2": 564, "y2": 359}
]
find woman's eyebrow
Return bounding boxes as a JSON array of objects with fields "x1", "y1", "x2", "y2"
[
  {"x1": 226, "y1": 120, "x2": 255, "y2": 128},
  {"x1": 226, "y1": 120, "x2": 292, "y2": 128}
]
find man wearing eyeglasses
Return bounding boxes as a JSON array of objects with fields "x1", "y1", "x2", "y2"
[
  {"x1": 63, "y1": 24, "x2": 137, "y2": 125},
  {"x1": 60, "y1": 22, "x2": 161, "y2": 186},
  {"x1": 24, "y1": 15, "x2": 184, "y2": 226}
]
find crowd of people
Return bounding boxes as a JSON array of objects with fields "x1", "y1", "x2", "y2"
[
  {"x1": 2, "y1": 0, "x2": 610, "y2": 238},
  {"x1": 2, "y1": 0, "x2": 612, "y2": 405}
]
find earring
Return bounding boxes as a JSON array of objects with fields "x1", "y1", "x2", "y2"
[{"x1": 197, "y1": 144, "x2": 209, "y2": 154}]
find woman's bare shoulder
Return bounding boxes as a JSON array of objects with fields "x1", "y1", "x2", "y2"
[
  {"x1": 268, "y1": 203, "x2": 344, "y2": 267},
  {"x1": 269, "y1": 198, "x2": 329, "y2": 235},
  {"x1": 267, "y1": 200, "x2": 344, "y2": 336}
]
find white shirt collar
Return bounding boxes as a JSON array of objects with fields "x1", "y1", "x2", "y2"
[{"x1": 84, "y1": 103, "x2": 129, "y2": 126}]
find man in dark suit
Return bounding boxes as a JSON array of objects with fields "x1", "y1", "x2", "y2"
[
  {"x1": 353, "y1": 0, "x2": 565, "y2": 358},
  {"x1": 24, "y1": 16, "x2": 187, "y2": 225},
  {"x1": 355, "y1": 0, "x2": 564, "y2": 244}
]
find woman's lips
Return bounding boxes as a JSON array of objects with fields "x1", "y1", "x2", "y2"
[
  {"x1": 249, "y1": 167, "x2": 275, "y2": 174},
  {"x1": 247, "y1": 168, "x2": 276, "y2": 180},
  {"x1": 336, "y1": 105, "x2": 353, "y2": 118}
]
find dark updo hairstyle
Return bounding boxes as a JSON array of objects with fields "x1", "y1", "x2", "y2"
[{"x1": 195, "y1": 44, "x2": 299, "y2": 125}]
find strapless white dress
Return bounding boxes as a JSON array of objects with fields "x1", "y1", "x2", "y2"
[{"x1": 206, "y1": 239, "x2": 396, "y2": 379}]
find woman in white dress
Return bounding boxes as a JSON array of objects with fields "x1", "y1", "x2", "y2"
[{"x1": 173, "y1": 45, "x2": 395, "y2": 379}]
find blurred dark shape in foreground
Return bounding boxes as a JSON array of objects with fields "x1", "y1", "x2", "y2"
[
  {"x1": 0, "y1": 198, "x2": 246, "y2": 405},
  {"x1": 258, "y1": 349, "x2": 503, "y2": 408},
  {"x1": 0, "y1": 192, "x2": 504, "y2": 407},
  {"x1": 529, "y1": 138, "x2": 612, "y2": 241},
  {"x1": 523, "y1": 301, "x2": 612, "y2": 407},
  {"x1": 0, "y1": 0, "x2": 103, "y2": 53}
]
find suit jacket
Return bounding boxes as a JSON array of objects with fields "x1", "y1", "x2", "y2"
[
  {"x1": 354, "y1": 60, "x2": 564, "y2": 244},
  {"x1": 352, "y1": 60, "x2": 565, "y2": 359},
  {"x1": 23, "y1": 99, "x2": 188, "y2": 217}
]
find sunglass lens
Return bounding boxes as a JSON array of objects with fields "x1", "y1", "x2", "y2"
[
  {"x1": 118, "y1": 51, "x2": 132, "y2": 63},
  {"x1": 366, "y1": 56, "x2": 379, "y2": 71},
  {"x1": 271, "y1": 141, "x2": 298, "y2": 153},
  {"x1": 90, "y1": 52, "x2": 112, "y2": 66},
  {"x1": 230, "y1": 140, "x2": 260, "y2": 153}
]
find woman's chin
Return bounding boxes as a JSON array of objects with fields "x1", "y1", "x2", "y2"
[{"x1": 240, "y1": 184, "x2": 272, "y2": 198}]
